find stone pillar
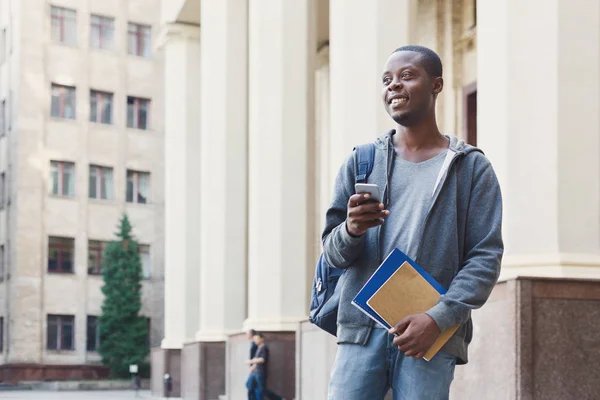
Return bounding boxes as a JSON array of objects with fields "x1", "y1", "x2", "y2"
[
  {"x1": 246, "y1": 0, "x2": 316, "y2": 332},
  {"x1": 184, "y1": 1, "x2": 249, "y2": 399},
  {"x1": 477, "y1": 0, "x2": 600, "y2": 279},
  {"x1": 238, "y1": 1, "x2": 317, "y2": 398},
  {"x1": 329, "y1": 0, "x2": 417, "y2": 170},
  {"x1": 154, "y1": 22, "x2": 201, "y2": 398},
  {"x1": 196, "y1": 0, "x2": 248, "y2": 343}
]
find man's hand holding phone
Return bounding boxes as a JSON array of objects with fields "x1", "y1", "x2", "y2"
[{"x1": 346, "y1": 186, "x2": 389, "y2": 237}]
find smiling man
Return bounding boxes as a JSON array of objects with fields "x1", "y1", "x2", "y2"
[{"x1": 322, "y1": 45, "x2": 503, "y2": 399}]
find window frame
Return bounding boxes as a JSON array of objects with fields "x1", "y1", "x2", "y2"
[
  {"x1": 126, "y1": 170, "x2": 150, "y2": 204},
  {"x1": 87, "y1": 240, "x2": 108, "y2": 275},
  {"x1": 90, "y1": 14, "x2": 114, "y2": 50},
  {"x1": 86, "y1": 315, "x2": 100, "y2": 352},
  {"x1": 0, "y1": 28, "x2": 6, "y2": 64},
  {"x1": 138, "y1": 244, "x2": 151, "y2": 279},
  {"x1": 51, "y1": 84, "x2": 77, "y2": 120},
  {"x1": 1, "y1": 99, "x2": 6, "y2": 136},
  {"x1": 126, "y1": 96, "x2": 150, "y2": 130},
  {"x1": 50, "y1": 161, "x2": 75, "y2": 197},
  {"x1": 50, "y1": 6, "x2": 77, "y2": 45},
  {"x1": 47, "y1": 314, "x2": 75, "y2": 351},
  {"x1": 48, "y1": 236, "x2": 75, "y2": 274},
  {"x1": 0, "y1": 316, "x2": 3, "y2": 353},
  {"x1": 0, "y1": 245, "x2": 4, "y2": 282},
  {"x1": 89, "y1": 165, "x2": 113, "y2": 200},
  {"x1": 127, "y1": 23, "x2": 151, "y2": 57},
  {"x1": 89, "y1": 90, "x2": 113, "y2": 124}
]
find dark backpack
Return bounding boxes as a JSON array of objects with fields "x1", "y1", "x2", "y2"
[{"x1": 309, "y1": 143, "x2": 376, "y2": 336}]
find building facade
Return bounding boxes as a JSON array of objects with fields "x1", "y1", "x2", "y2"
[
  {"x1": 156, "y1": 0, "x2": 600, "y2": 399},
  {"x1": 0, "y1": 0, "x2": 165, "y2": 381}
]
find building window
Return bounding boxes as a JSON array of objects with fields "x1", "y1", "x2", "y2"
[
  {"x1": 139, "y1": 244, "x2": 150, "y2": 279},
  {"x1": 51, "y1": 84, "x2": 76, "y2": 120},
  {"x1": 86, "y1": 316, "x2": 100, "y2": 351},
  {"x1": 48, "y1": 236, "x2": 74, "y2": 273},
  {"x1": 0, "y1": 245, "x2": 4, "y2": 281},
  {"x1": 7, "y1": 91, "x2": 11, "y2": 131},
  {"x1": 0, "y1": 172, "x2": 4, "y2": 207},
  {"x1": 89, "y1": 165, "x2": 113, "y2": 200},
  {"x1": 127, "y1": 23, "x2": 151, "y2": 57},
  {"x1": 463, "y1": 83, "x2": 477, "y2": 146},
  {"x1": 0, "y1": 316, "x2": 3, "y2": 353},
  {"x1": 0, "y1": 28, "x2": 6, "y2": 64},
  {"x1": 0, "y1": 100, "x2": 5, "y2": 135},
  {"x1": 127, "y1": 97, "x2": 150, "y2": 130},
  {"x1": 47, "y1": 315, "x2": 75, "y2": 351},
  {"x1": 88, "y1": 240, "x2": 108, "y2": 275},
  {"x1": 146, "y1": 317, "x2": 151, "y2": 346},
  {"x1": 50, "y1": 161, "x2": 75, "y2": 196},
  {"x1": 126, "y1": 170, "x2": 150, "y2": 204},
  {"x1": 50, "y1": 6, "x2": 76, "y2": 45},
  {"x1": 90, "y1": 90, "x2": 113, "y2": 124},
  {"x1": 90, "y1": 15, "x2": 114, "y2": 50}
]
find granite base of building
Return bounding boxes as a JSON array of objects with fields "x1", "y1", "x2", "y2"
[
  {"x1": 151, "y1": 347, "x2": 181, "y2": 398},
  {"x1": 452, "y1": 277, "x2": 600, "y2": 400},
  {"x1": 0, "y1": 364, "x2": 109, "y2": 384},
  {"x1": 227, "y1": 331, "x2": 295, "y2": 400},
  {"x1": 181, "y1": 341, "x2": 226, "y2": 400}
]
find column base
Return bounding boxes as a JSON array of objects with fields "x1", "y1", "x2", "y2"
[
  {"x1": 226, "y1": 331, "x2": 296, "y2": 400},
  {"x1": 150, "y1": 347, "x2": 181, "y2": 398},
  {"x1": 452, "y1": 277, "x2": 600, "y2": 399},
  {"x1": 180, "y1": 341, "x2": 226, "y2": 400}
]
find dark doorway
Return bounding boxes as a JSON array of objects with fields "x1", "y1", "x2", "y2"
[{"x1": 463, "y1": 82, "x2": 477, "y2": 147}]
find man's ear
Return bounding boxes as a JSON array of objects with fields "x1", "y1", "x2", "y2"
[{"x1": 432, "y1": 77, "x2": 443, "y2": 95}]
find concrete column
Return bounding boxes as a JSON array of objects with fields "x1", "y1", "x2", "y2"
[
  {"x1": 329, "y1": 0, "x2": 417, "y2": 171},
  {"x1": 478, "y1": 0, "x2": 600, "y2": 279},
  {"x1": 245, "y1": 0, "x2": 316, "y2": 331},
  {"x1": 161, "y1": 22, "x2": 201, "y2": 349},
  {"x1": 195, "y1": 0, "x2": 248, "y2": 342}
]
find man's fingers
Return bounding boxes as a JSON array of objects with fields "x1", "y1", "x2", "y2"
[
  {"x1": 348, "y1": 193, "x2": 372, "y2": 207},
  {"x1": 389, "y1": 317, "x2": 411, "y2": 335},
  {"x1": 353, "y1": 210, "x2": 389, "y2": 221}
]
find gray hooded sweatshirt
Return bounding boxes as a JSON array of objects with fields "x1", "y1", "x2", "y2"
[{"x1": 322, "y1": 131, "x2": 503, "y2": 364}]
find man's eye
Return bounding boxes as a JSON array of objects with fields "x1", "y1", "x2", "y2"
[
  {"x1": 383, "y1": 77, "x2": 391, "y2": 84},
  {"x1": 401, "y1": 72, "x2": 412, "y2": 79}
]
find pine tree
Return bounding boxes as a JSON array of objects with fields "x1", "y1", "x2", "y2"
[{"x1": 98, "y1": 214, "x2": 149, "y2": 378}]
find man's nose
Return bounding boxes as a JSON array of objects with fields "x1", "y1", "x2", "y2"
[{"x1": 388, "y1": 79, "x2": 402, "y2": 91}]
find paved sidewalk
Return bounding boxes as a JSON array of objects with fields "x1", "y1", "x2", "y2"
[{"x1": 0, "y1": 390, "x2": 179, "y2": 400}]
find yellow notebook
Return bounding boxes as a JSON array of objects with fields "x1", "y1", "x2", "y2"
[{"x1": 353, "y1": 249, "x2": 460, "y2": 362}]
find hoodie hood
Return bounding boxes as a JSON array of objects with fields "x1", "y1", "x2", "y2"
[{"x1": 374, "y1": 129, "x2": 482, "y2": 156}]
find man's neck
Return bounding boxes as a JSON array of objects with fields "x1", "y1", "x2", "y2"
[{"x1": 393, "y1": 120, "x2": 444, "y2": 151}]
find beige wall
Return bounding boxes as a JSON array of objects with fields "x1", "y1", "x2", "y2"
[{"x1": 1, "y1": 0, "x2": 165, "y2": 365}]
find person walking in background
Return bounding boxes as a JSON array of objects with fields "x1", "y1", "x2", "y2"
[{"x1": 245, "y1": 332, "x2": 285, "y2": 400}]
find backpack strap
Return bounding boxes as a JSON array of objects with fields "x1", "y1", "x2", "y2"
[{"x1": 354, "y1": 143, "x2": 376, "y2": 183}]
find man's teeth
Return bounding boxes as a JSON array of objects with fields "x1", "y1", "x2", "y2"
[{"x1": 391, "y1": 98, "x2": 407, "y2": 105}]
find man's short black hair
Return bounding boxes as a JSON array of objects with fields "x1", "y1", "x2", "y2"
[
  {"x1": 249, "y1": 329, "x2": 257, "y2": 336},
  {"x1": 255, "y1": 332, "x2": 264, "y2": 339},
  {"x1": 393, "y1": 45, "x2": 443, "y2": 78}
]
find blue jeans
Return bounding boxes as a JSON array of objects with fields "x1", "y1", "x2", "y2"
[
  {"x1": 246, "y1": 371, "x2": 284, "y2": 400},
  {"x1": 246, "y1": 371, "x2": 265, "y2": 400},
  {"x1": 328, "y1": 328, "x2": 457, "y2": 400}
]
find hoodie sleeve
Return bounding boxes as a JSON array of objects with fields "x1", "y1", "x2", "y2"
[
  {"x1": 426, "y1": 153, "x2": 504, "y2": 332},
  {"x1": 321, "y1": 151, "x2": 365, "y2": 269}
]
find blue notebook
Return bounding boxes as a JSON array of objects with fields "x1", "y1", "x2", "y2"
[{"x1": 351, "y1": 248, "x2": 447, "y2": 330}]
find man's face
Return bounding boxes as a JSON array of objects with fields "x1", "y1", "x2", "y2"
[
  {"x1": 381, "y1": 51, "x2": 442, "y2": 126},
  {"x1": 247, "y1": 331, "x2": 253, "y2": 340},
  {"x1": 253, "y1": 335, "x2": 263, "y2": 345}
]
